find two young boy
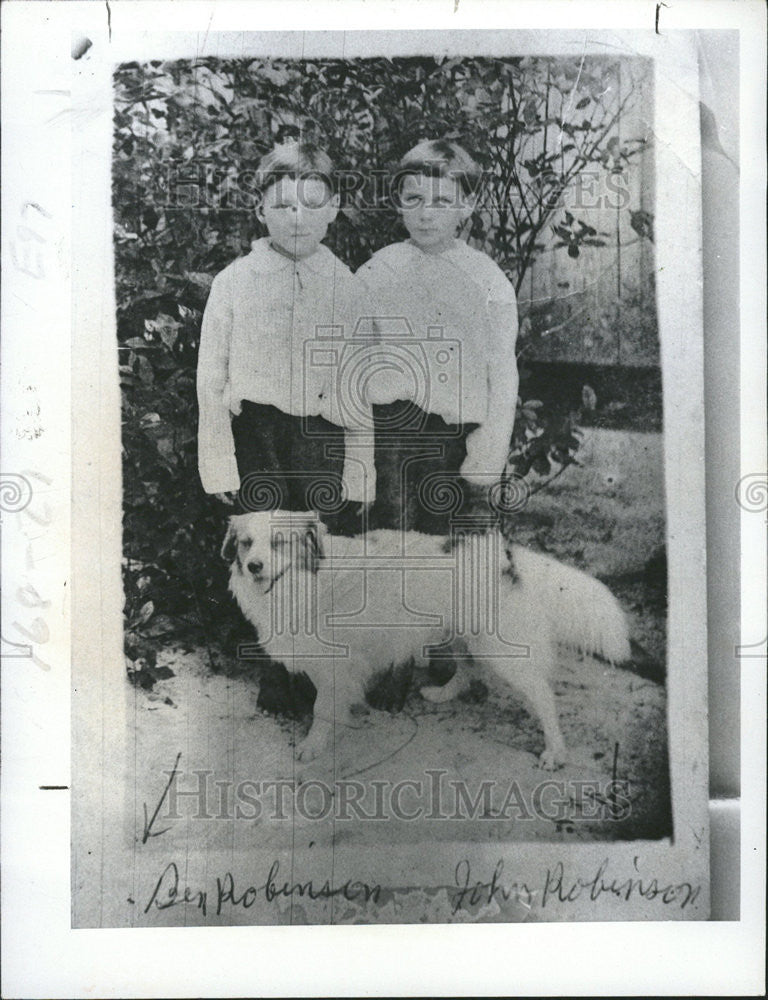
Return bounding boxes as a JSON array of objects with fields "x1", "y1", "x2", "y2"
[{"x1": 196, "y1": 138, "x2": 519, "y2": 536}]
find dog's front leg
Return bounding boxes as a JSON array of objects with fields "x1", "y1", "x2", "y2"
[
  {"x1": 296, "y1": 714, "x2": 333, "y2": 762},
  {"x1": 295, "y1": 674, "x2": 359, "y2": 762},
  {"x1": 296, "y1": 678, "x2": 335, "y2": 761}
]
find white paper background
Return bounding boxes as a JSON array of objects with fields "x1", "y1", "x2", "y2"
[{"x1": 1, "y1": 0, "x2": 765, "y2": 996}]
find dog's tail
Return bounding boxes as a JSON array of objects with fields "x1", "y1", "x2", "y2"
[{"x1": 511, "y1": 544, "x2": 631, "y2": 664}]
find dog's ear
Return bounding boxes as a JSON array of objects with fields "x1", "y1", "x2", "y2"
[
  {"x1": 221, "y1": 521, "x2": 238, "y2": 563},
  {"x1": 297, "y1": 519, "x2": 327, "y2": 573}
]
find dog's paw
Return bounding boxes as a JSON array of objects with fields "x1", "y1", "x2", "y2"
[
  {"x1": 537, "y1": 747, "x2": 566, "y2": 771},
  {"x1": 295, "y1": 735, "x2": 327, "y2": 762},
  {"x1": 420, "y1": 684, "x2": 453, "y2": 704}
]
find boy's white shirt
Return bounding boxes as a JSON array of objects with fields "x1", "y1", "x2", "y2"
[
  {"x1": 358, "y1": 239, "x2": 519, "y2": 484},
  {"x1": 196, "y1": 237, "x2": 375, "y2": 502}
]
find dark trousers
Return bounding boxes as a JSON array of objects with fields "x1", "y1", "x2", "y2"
[
  {"x1": 231, "y1": 401, "x2": 361, "y2": 534},
  {"x1": 369, "y1": 400, "x2": 478, "y2": 535}
]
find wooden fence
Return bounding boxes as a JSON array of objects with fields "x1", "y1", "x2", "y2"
[{"x1": 515, "y1": 61, "x2": 658, "y2": 368}]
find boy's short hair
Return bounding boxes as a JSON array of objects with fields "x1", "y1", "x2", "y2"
[
  {"x1": 396, "y1": 139, "x2": 482, "y2": 199},
  {"x1": 256, "y1": 140, "x2": 336, "y2": 195}
]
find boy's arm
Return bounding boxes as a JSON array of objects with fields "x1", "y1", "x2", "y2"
[
  {"x1": 196, "y1": 270, "x2": 240, "y2": 495},
  {"x1": 461, "y1": 293, "x2": 519, "y2": 484}
]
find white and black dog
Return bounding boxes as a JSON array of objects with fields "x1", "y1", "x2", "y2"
[{"x1": 222, "y1": 511, "x2": 630, "y2": 769}]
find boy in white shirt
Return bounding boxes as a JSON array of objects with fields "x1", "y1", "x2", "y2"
[
  {"x1": 196, "y1": 141, "x2": 373, "y2": 533},
  {"x1": 358, "y1": 139, "x2": 519, "y2": 535}
]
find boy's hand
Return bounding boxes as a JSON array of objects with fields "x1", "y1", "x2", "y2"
[{"x1": 215, "y1": 491, "x2": 238, "y2": 506}]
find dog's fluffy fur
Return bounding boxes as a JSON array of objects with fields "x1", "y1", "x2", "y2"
[{"x1": 223, "y1": 512, "x2": 630, "y2": 769}]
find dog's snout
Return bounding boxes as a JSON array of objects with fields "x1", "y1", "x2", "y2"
[{"x1": 247, "y1": 559, "x2": 264, "y2": 576}]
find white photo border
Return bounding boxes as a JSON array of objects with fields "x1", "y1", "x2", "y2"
[{"x1": 1, "y1": 1, "x2": 765, "y2": 996}]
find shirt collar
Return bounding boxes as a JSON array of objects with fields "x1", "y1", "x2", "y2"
[
  {"x1": 247, "y1": 236, "x2": 338, "y2": 275},
  {"x1": 404, "y1": 237, "x2": 465, "y2": 260}
]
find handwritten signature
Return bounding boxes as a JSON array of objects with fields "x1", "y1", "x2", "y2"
[
  {"x1": 451, "y1": 857, "x2": 700, "y2": 914},
  {"x1": 541, "y1": 857, "x2": 701, "y2": 910},
  {"x1": 452, "y1": 858, "x2": 534, "y2": 914},
  {"x1": 144, "y1": 860, "x2": 381, "y2": 917}
]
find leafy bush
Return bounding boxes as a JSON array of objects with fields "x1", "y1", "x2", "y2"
[{"x1": 114, "y1": 55, "x2": 651, "y2": 627}]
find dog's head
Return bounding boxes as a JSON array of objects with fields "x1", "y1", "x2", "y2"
[{"x1": 221, "y1": 512, "x2": 327, "y2": 590}]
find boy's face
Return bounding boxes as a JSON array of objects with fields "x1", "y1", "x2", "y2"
[
  {"x1": 398, "y1": 173, "x2": 474, "y2": 254},
  {"x1": 258, "y1": 175, "x2": 338, "y2": 259}
]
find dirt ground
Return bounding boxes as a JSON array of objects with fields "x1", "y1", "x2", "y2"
[{"x1": 127, "y1": 427, "x2": 671, "y2": 850}]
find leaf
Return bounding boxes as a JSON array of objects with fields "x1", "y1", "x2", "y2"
[
  {"x1": 114, "y1": 222, "x2": 139, "y2": 241},
  {"x1": 575, "y1": 96, "x2": 590, "y2": 109},
  {"x1": 532, "y1": 455, "x2": 551, "y2": 476},
  {"x1": 522, "y1": 98, "x2": 538, "y2": 125},
  {"x1": 126, "y1": 664, "x2": 155, "y2": 690},
  {"x1": 146, "y1": 313, "x2": 181, "y2": 350},
  {"x1": 156, "y1": 437, "x2": 177, "y2": 461},
  {"x1": 136, "y1": 600, "x2": 155, "y2": 625},
  {"x1": 143, "y1": 206, "x2": 160, "y2": 229},
  {"x1": 260, "y1": 65, "x2": 291, "y2": 87},
  {"x1": 185, "y1": 271, "x2": 214, "y2": 290},
  {"x1": 136, "y1": 355, "x2": 154, "y2": 386},
  {"x1": 159, "y1": 324, "x2": 179, "y2": 350}
]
